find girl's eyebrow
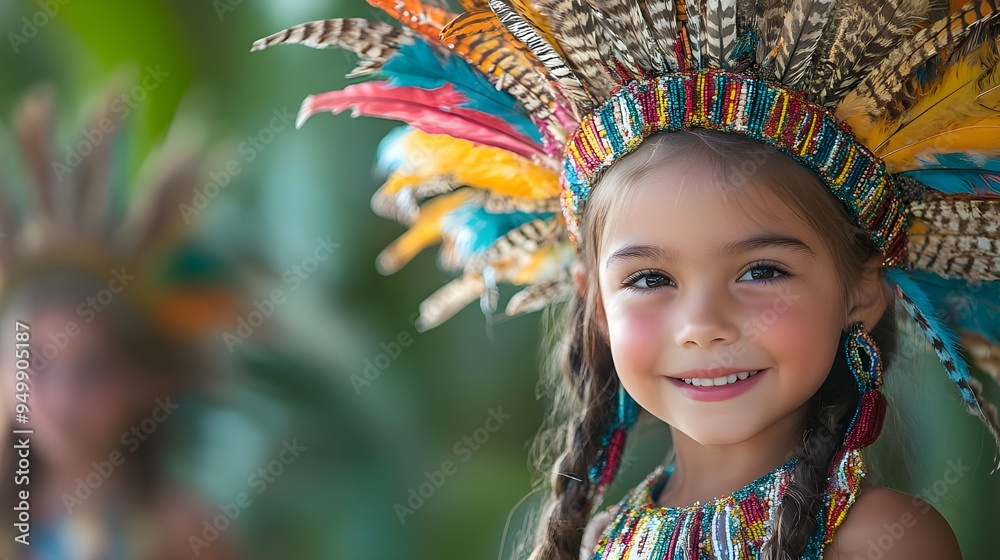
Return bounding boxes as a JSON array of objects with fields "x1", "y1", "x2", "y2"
[{"x1": 605, "y1": 235, "x2": 816, "y2": 269}]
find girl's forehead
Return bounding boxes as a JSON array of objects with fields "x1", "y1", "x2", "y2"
[{"x1": 599, "y1": 166, "x2": 814, "y2": 258}]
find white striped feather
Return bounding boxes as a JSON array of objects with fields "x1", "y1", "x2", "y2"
[{"x1": 489, "y1": 0, "x2": 593, "y2": 113}]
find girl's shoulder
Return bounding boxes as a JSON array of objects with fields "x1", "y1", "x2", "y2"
[{"x1": 824, "y1": 483, "x2": 962, "y2": 560}]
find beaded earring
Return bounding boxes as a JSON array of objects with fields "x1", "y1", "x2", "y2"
[
  {"x1": 841, "y1": 320, "x2": 887, "y2": 450},
  {"x1": 587, "y1": 381, "x2": 638, "y2": 516}
]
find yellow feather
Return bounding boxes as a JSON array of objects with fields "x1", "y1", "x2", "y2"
[
  {"x1": 863, "y1": 36, "x2": 1000, "y2": 156},
  {"x1": 375, "y1": 189, "x2": 476, "y2": 274},
  {"x1": 833, "y1": 92, "x2": 878, "y2": 144},
  {"x1": 881, "y1": 115, "x2": 1000, "y2": 172},
  {"x1": 508, "y1": 242, "x2": 574, "y2": 284},
  {"x1": 381, "y1": 129, "x2": 561, "y2": 199}
]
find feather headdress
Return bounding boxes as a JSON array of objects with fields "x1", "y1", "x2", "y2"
[
  {"x1": 252, "y1": 0, "x2": 1000, "y2": 496},
  {"x1": 0, "y1": 86, "x2": 239, "y2": 339}
]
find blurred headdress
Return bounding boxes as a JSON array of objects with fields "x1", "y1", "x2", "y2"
[
  {"x1": 253, "y1": 0, "x2": 1000, "y2": 504},
  {"x1": 1, "y1": 84, "x2": 239, "y2": 341}
]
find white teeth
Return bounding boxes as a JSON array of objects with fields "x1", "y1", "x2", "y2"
[{"x1": 681, "y1": 370, "x2": 760, "y2": 387}]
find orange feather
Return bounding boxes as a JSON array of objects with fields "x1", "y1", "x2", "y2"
[
  {"x1": 366, "y1": 0, "x2": 457, "y2": 44},
  {"x1": 880, "y1": 115, "x2": 1000, "y2": 172},
  {"x1": 438, "y1": 8, "x2": 559, "y2": 123},
  {"x1": 376, "y1": 189, "x2": 477, "y2": 275},
  {"x1": 507, "y1": 242, "x2": 574, "y2": 284}
]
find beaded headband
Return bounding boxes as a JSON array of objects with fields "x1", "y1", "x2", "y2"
[{"x1": 560, "y1": 70, "x2": 909, "y2": 268}]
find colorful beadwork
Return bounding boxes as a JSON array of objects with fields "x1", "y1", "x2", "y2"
[
  {"x1": 589, "y1": 448, "x2": 867, "y2": 559},
  {"x1": 841, "y1": 321, "x2": 887, "y2": 451},
  {"x1": 587, "y1": 384, "x2": 640, "y2": 516},
  {"x1": 560, "y1": 69, "x2": 909, "y2": 269}
]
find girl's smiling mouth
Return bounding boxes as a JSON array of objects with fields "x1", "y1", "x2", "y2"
[
  {"x1": 680, "y1": 369, "x2": 762, "y2": 386},
  {"x1": 666, "y1": 368, "x2": 769, "y2": 402}
]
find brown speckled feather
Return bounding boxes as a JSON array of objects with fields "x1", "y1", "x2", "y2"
[
  {"x1": 250, "y1": 19, "x2": 418, "y2": 79},
  {"x1": 506, "y1": 276, "x2": 574, "y2": 315},
  {"x1": 416, "y1": 274, "x2": 485, "y2": 331},
  {"x1": 371, "y1": 179, "x2": 459, "y2": 225},
  {"x1": 588, "y1": 0, "x2": 661, "y2": 73},
  {"x1": 851, "y1": 0, "x2": 999, "y2": 119},
  {"x1": 803, "y1": 0, "x2": 929, "y2": 105},
  {"x1": 774, "y1": 0, "x2": 836, "y2": 84},
  {"x1": 15, "y1": 89, "x2": 56, "y2": 226},
  {"x1": 756, "y1": 0, "x2": 794, "y2": 71},
  {"x1": 906, "y1": 191, "x2": 1000, "y2": 281},
  {"x1": 468, "y1": 216, "x2": 561, "y2": 271},
  {"x1": 534, "y1": 0, "x2": 616, "y2": 100},
  {"x1": 964, "y1": 330, "x2": 1000, "y2": 385},
  {"x1": 638, "y1": 0, "x2": 681, "y2": 71}
]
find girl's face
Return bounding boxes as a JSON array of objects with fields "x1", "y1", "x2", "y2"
[
  {"x1": 3, "y1": 307, "x2": 148, "y2": 470},
  {"x1": 597, "y1": 163, "x2": 849, "y2": 445}
]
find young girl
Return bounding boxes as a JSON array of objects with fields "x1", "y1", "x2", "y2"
[
  {"x1": 254, "y1": 0, "x2": 1000, "y2": 557},
  {"x1": 554, "y1": 128, "x2": 959, "y2": 559}
]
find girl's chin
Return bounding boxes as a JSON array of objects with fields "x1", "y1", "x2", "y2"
[{"x1": 660, "y1": 417, "x2": 768, "y2": 446}]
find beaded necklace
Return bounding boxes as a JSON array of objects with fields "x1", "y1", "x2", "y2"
[{"x1": 589, "y1": 447, "x2": 866, "y2": 559}]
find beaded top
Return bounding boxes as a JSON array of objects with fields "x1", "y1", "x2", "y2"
[{"x1": 588, "y1": 448, "x2": 867, "y2": 559}]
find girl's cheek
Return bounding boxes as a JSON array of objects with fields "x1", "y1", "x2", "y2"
[
  {"x1": 740, "y1": 285, "x2": 839, "y2": 356},
  {"x1": 607, "y1": 307, "x2": 665, "y2": 376}
]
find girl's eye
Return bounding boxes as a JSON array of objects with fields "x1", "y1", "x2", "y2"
[
  {"x1": 738, "y1": 262, "x2": 789, "y2": 283},
  {"x1": 622, "y1": 270, "x2": 672, "y2": 291}
]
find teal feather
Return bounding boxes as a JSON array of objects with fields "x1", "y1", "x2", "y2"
[
  {"x1": 885, "y1": 269, "x2": 978, "y2": 406},
  {"x1": 888, "y1": 269, "x2": 1000, "y2": 459},
  {"x1": 901, "y1": 153, "x2": 1000, "y2": 195},
  {"x1": 725, "y1": 28, "x2": 759, "y2": 69},
  {"x1": 902, "y1": 269, "x2": 1000, "y2": 346},
  {"x1": 374, "y1": 125, "x2": 414, "y2": 176},
  {"x1": 443, "y1": 205, "x2": 555, "y2": 259},
  {"x1": 381, "y1": 39, "x2": 543, "y2": 143}
]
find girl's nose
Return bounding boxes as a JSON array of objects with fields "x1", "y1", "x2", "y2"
[{"x1": 671, "y1": 287, "x2": 740, "y2": 349}]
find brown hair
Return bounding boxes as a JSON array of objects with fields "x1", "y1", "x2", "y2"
[{"x1": 526, "y1": 129, "x2": 898, "y2": 559}]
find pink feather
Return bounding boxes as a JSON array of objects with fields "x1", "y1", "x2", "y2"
[{"x1": 297, "y1": 81, "x2": 544, "y2": 159}]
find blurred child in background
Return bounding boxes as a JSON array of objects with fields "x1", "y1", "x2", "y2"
[{"x1": 0, "y1": 86, "x2": 241, "y2": 560}]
